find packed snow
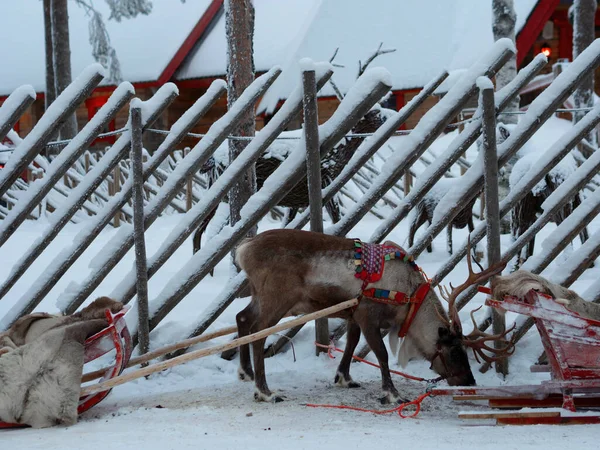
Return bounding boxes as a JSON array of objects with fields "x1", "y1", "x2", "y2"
[{"x1": 1, "y1": 205, "x2": 599, "y2": 448}]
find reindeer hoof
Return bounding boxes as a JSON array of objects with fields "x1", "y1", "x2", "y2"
[
  {"x1": 238, "y1": 367, "x2": 254, "y2": 382},
  {"x1": 254, "y1": 390, "x2": 285, "y2": 403},
  {"x1": 335, "y1": 372, "x2": 361, "y2": 388},
  {"x1": 379, "y1": 391, "x2": 407, "y2": 405}
]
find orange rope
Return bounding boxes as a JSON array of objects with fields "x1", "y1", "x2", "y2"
[
  {"x1": 306, "y1": 392, "x2": 432, "y2": 418},
  {"x1": 315, "y1": 342, "x2": 434, "y2": 382}
]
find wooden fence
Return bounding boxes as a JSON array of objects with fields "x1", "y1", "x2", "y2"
[{"x1": 1, "y1": 38, "x2": 600, "y2": 376}]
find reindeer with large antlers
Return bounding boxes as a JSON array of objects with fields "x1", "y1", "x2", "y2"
[{"x1": 235, "y1": 229, "x2": 514, "y2": 403}]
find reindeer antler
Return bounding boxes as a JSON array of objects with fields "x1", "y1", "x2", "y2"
[
  {"x1": 437, "y1": 240, "x2": 506, "y2": 334},
  {"x1": 438, "y1": 239, "x2": 513, "y2": 361},
  {"x1": 463, "y1": 306, "x2": 516, "y2": 363}
]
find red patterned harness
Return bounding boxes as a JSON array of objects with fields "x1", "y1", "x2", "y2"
[{"x1": 353, "y1": 239, "x2": 431, "y2": 337}]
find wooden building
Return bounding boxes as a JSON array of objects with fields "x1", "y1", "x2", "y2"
[{"x1": 0, "y1": 0, "x2": 597, "y2": 149}]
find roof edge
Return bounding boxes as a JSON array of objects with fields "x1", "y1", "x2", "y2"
[
  {"x1": 157, "y1": 0, "x2": 224, "y2": 85},
  {"x1": 516, "y1": 0, "x2": 560, "y2": 66}
]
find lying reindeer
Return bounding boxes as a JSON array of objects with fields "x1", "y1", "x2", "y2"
[
  {"x1": 235, "y1": 229, "x2": 512, "y2": 403},
  {"x1": 492, "y1": 270, "x2": 600, "y2": 321}
]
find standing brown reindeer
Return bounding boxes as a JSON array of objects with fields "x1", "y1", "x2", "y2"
[
  {"x1": 408, "y1": 177, "x2": 476, "y2": 254},
  {"x1": 235, "y1": 229, "x2": 512, "y2": 403}
]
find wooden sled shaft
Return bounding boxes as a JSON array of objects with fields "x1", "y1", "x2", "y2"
[
  {"x1": 81, "y1": 298, "x2": 359, "y2": 396},
  {"x1": 81, "y1": 325, "x2": 238, "y2": 383}
]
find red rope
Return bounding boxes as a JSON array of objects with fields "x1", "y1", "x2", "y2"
[
  {"x1": 306, "y1": 392, "x2": 432, "y2": 418},
  {"x1": 309, "y1": 343, "x2": 439, "y2": 418}
]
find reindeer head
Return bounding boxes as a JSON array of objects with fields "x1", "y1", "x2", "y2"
[{"x1": 432, "y1": 249, "x2": 514, "y2": 385}]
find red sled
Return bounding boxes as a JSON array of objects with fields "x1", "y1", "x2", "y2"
[
  {"x1": 0, "y1": 306, "x2": 132, "y2": 428},
  {"x1": 432, "y1": 290, "x2": 600, "y2": 425}
]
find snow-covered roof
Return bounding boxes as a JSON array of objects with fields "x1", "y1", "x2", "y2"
[
  {"x1": 257, "y1": 0, "x2": 539, "y2": 112},
  {"x1": 176, "y1": 0, "x2": 321, "y2": 80},
  {"x1": 0, "y1": 0, "x2": 540, "y2": 103},
  {"x1": 0, "y1": 0, "x2": 214, "y2": 95}
]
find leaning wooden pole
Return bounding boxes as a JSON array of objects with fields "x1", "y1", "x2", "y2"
[
  {"x1": 408, "y1": 40, "x2": 600, "y2": 259},
  {"x1": 82, "y1": 325, "x2": 238, "y2": 383},
  {"x1": 0, "y1": 86, "x2": 36, "y2": 143},
  {"x1": 0, "y1": 65, "x2": 104, "y2": 199},
  {"x1": 80, "y1": 299, "x2": 359, "y2": 396},
  {"x1": 302, "y1": 63, "x2": 329, "y2": 354},
  {"x1": 480, "y1": 78, "x2": 506, "y2": 376},
  {"x1": 131, "y1": 103, "x2": 150, "y2": 361}
]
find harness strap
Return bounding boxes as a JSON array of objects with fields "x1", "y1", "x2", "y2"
[
  {"x1": 350, "y1": 239, "x2": 430, "y2": 337},
  {"x1": 398, "y1": 283, "x2": 430, "y2": 337},
  {"x1": 361, "y1": 282, "x2": 430, "y2": 338}
]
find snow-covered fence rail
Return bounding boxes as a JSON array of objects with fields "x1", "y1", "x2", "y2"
[
  {"x1": 2, "y1": 37, "x2": 600, "y2": 381},
  {"x1": 432, "y1": 98, "x2": 600, "y2": 295},
  {"x1": 0, "y1": 83, "x2": 135, "y2": 247},
  {"x1": 0, "y1": 84, "x2": 179, "y2": 327},
  {"x1": 0, "y1": 81, "x2": 177, "y2": 327},
  {"x1": 145, "y1": 69, "x2": 391, "y2": 337},
  {"x1": 106, "y1": 67, "x2": 334, "y2": 308},
  {"x1": 0, "y1": 65, "x2": 105, "y2": 199},
  {"x1": 0, "y1": 86, "x2": 37, "y2": 143},
  {"x1": 329, "y1": 39, "x2": 516, "y2": 238},
  {"x1": 368, "y1": 53, "x2": 548, "y2": 243},
  {"x1": 408, "y1": 39, "x2": 600, "y2": 261},
  {"x1": 453, "y1": 103, "x2": 600, "y2": 311},
  {"x1": 58, "y1": 68, "x2": 282, "y2": 316}
]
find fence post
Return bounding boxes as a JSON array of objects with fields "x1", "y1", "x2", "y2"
[
  {"x1": 302, "y1": 65, "x2": 329, "y2": 355},
  {"x1": 131, "y1": 103, "x2": 150, "y2": 362},
  {"x1": 480, "y1": 78, "x2": 506, "y2": 376}
]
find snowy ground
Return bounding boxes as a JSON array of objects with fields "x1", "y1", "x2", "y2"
[{"x1": 2, "y1": 201, "x2": 600, "y2": 448}]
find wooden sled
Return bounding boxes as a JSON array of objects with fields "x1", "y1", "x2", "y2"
[
  {"x1": 0, "y1": 306, "x2": 132, "y2": 428},
  {"x1": 432, "y1": 290, "x2": 600, "y2": 425}
]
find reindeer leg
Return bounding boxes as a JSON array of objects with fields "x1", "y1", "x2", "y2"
[
  {"x1": 527, "y1": 235, "x2": 536, "y2": 259},
  {"x1": 355, "y1": 314, "x2": 406, "y2": 404},
  {"x1": 446, "y1": 223, "x2": 453, "y2": 255},
  {"x1": 426, "y1": 217, "x2": 433, "y2": 253},
  {"x1": 236, "y1": 303, "x2": 257, "y2": 382},
  {"x1": 192, "y1": 229, "x2": 202, "y2": 255},
  {"x1": 252, "y1": 337, "x2": 285, "y2": 402},
  {"x1": 325, "y1": 198, "x2": 341, "y2": 224},
  {"x1": 334, "y1": 319, "x2": 362, "y2": 388},
  {"x1": 408, "y1": 208, "x2": 425, "y2": 250},
  {"x1": 250, "y1": 292, "x2": 295, "y2": 403},
  {"x1": 283, "y1": 208, "x2": 298, "y2": 227},
  {"x1": 193, "y1": 206, "x2": 218, "y2": 277}
]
